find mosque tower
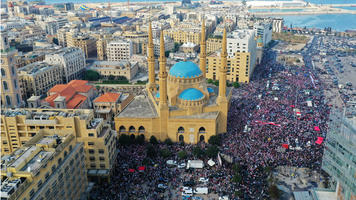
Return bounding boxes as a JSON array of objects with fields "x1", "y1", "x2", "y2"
[
  {"x1": 199, "y1": 17, "x2": 207, "y2": 77},
  {"x1": 147, "y1": 22, "x2": 156, "y2": 92}
]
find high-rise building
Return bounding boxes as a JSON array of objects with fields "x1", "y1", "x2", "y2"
[
  {"x1": 272, "y1": 18, "x2": 284, "y2": 33},
  {"x1": 207, "y1": 37, "x2": 222, "y2": 54},
  {"x1": 0, "y1": 132, "x2": 88, "y2": 200},
  {"x1": 312, "y1": 107, "x2": 356, "y2": 200},
  {"x1": 45, "y1": 47, "x2": 86, "y2": 83},
  {"x1": 253, "y1": 22, "x2": 272, "y2": 47},
  {"x1": 107, "y1": 39, "x2": 133, "y2": 61},
  {"x1": 1, "y1": 108, "x2": 117, "y2": 182},
  {"x1": 18, "y1": 61, "x2": 62, "y2": 100},
  {"x1": 206, "y1": 29, "x2": 257, "y2": 83},
  {"x1": 1, "y1": 31, "x2": 22, "y2": 108},
  {"x1": 153, "y1": 36, "x2": 174, "y2": 56}
]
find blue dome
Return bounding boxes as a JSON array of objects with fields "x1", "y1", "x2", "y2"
[
  {"x1": 155, "y1": 92, "x2": 160, "y2": 98},
  {"x1": 207, "y1": 87, "x2": 214, "y2": 93},
  {"x1": 179, "y1": 88, "x2": 204, "y2": 101},
  {"x1": 169, "y1": 61, "x2": 202, "y2": 78}
]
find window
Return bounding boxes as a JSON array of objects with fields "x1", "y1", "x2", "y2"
[
  {"x1": 99, "y1": 157, "x2": 105, "y2": 161},
  {"x1": 37, "y1": 180, "x2": 43, "y2": 187},
  {"x1": 89, "y1": 156, "x2": 95, "y2": 161},
  {"x1": 88, "y1": 133, "x2": 94, "y2": 137},
  {"x1": 13, "y1": 80, "x2": 17, "y2": 89},
  {"x1": 16, "y1": 94, "x2": 20, "y2": 104},
  {"x1": 3, "y1": 81, "x2": 8, "y2": 90},
  {"x1": 100, "y1": 164, "x2": 105, "y2": 169},
  {"x1": 6, "y1": 95, "x2": 11, "y2": 106},
  {"x1": 88, "y1": 142, "x2": 94, "y2": 146},
  {"x1": 90, "y1": 164, "x2": 96, "y2": 168},
  {"x1": 29, "y1": 189, "x2": 35, "y2": 197},
  {"x1": 98, "y1": 149, "x2": 104, "y2": 154},
  {"x1": 1, "y1": 68, "x2": 5, "y2": 77},
  {"x1": 88, "y1": 149, "x2": 95, "y2": 154}
]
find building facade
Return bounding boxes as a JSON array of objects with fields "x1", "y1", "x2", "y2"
[
  {"x1": 163, "y1": 28, "x2": 201, "y2": 45},
  {"x1": 107, "y1": 39, "x2": 133, "y2": 61},
  {"x1": 89, "y1": 60, "x2": 139, "y2": 81},
  {"x1": 1, "y1": 109, "x2": 117, "y2": 182},
  {"x1": 153, "y1": 36, "x2": 174, "y2": 56},
  {"x1": 66, "y1": 31, "x2": 97, "y2": 58},
  {"x1": 45, "y1": 47, "x2": 86, "y2": 83},
  {"x1": 114, "y1": 23, "x2": 231, "y2": 144},
  {"x1": 93, "y1": 92, "x2": 134, "y2": 120},
  {"x1": 18, "y1": 61, "x2": 62, "y2": 100},
  {"x1": 207, "y1": 37, "x2": 222, "y2": 54},
  {"x1": 0, "y1": 132, "x2": 87, "y2": 200},
  {"x1": 253, "y1": 22, "x2": 272, "y2": 47},
  {"x1": 1, "y1": 31, "x2": 22, "y2": 108}
]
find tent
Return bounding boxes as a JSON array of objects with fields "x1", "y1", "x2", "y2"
[
  {"x1": 187, "y1": 160, "x2": 204, "y2": 169},
  {"x1": 207, "y1": 159, "x2": 216, "y2": 167}
]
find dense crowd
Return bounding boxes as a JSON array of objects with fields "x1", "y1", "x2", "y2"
[{"x1": 90, "y1": 49, "x2": 331, "y2": 199}]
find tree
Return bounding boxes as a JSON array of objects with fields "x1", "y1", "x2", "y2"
[
  {"x1": 164, "y1": 138, "x2": 173, "y2": 145},
  {"x1": 232, "y1": 173, "x2": 242, "y2": 183},
  {"x1": 208, "y1": 135, "x2": 221, "y2": 146},
  {"x1": 135, "y1": 134, "x2": 145, "y2": 145},
  {"x1": 296, "y1": 59, "x2": 301, "y2": 63},
  {"x1": 213, "y1": 80, "x2": 219, "y2": 86},
  {"x1": 150, "y1": 136, "x2": 158, "y2": 144},
  {"x1": 192, "y1": 146, "x2": 205, "y2": 159},
  {"x1": 146, "y1": 144, "x2": 156, "y2": 158},
  {"x1": 159, "y1": 148, "x2": 171, "y2": 158},
  {"x1": 207, "y1": 79, "x2": 214, "y2": 84},
  {"x1": 177, "y1": 150, "x2": 187, "y2": 160},
  {"x1": 118, "y1": 134, "x2": 130, "y2": 145},
  {"x1": 233, "y1": 163, "x2": 242, "y2": 174},
  {"x1": 206, "y1": 145, "x2": 219, "y2": 158},
  {"x1": 165, "y1": 51, "x2": 170, "y2": 58},
  {"x1": 53, "y1": 38, "x2": 59, "y2": 45},
  {"x1": 84, "y1": 70, "x2": 100, "y2": 81},
  {"x1": 233, "y1": 82, "x2": 240, "y2": 88},
  {"x1": 108, "y1": 75, "x2": 116, "y2": 80},
  {"x1": 269, "y1": 184, "x2": 281, "y2": 199}
]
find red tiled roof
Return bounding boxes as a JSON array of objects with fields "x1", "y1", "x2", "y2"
[
  {"x1": 45, "y1": 94, "x2": 59, "y2": 107},
  {"x1": 94, "y1": 93, "x2": 121, "y2": 103},
  {"x1": 73, "y1": 84, "x2": 93, "y2": 93},
  {"x1": 67, "y1": 94, "x2": 87, "y2": 109},
  {"x1": 48, "y1": 84, "x2": 67, "y2": 93}
]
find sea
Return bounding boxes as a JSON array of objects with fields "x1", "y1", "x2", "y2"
[{"x1": 44, "y1": 0, "x2": 356, "y2": 31}]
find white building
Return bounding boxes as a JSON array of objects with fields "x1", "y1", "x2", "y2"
[
  {"x1": 45, "y1": 47, "x2": 86, "y2": 83},
  {"x1": 37, "y1": 17, "x2": 68, "y2": 35},
  {"x1": 272, "y1": 18, "x2": 284, "y2": 33},
  {"x1": 153, "y1": 36, "x2": 174, "y2": 56},
  {"x1": 107, "y1": 39, "x2": 133, "y2": 61},
  {"x1": 253, "y1": 22, "x2": 272, "y2": 47}
]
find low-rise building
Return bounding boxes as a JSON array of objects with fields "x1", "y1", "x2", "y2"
[
  {"x1": 0, "y1": 132, "x2": 87, "y2": 200},
  {"x1": 1, "y1": 108, "x2": 117, "y2": 182},
  {"x1": 89, "y1": 60, "x2": 139, "y2": 81},
  {"x1": 93, "y1": 92, "x2": 134, "y2": 120},
  {"x1": 44, "y1": 80, "x2": 96, "y2": 109},
  {"x1": 180, "y1": 42, "x2": 199, "y2": 53},
  {"x1": 18, "y1": 61, "x2": 62, "y2": 100}
]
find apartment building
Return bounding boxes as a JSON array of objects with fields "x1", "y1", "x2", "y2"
[
  {"x1": 107, "y1": 39, "x2": 133, "y2": 61},
  {"x1": 0, "y1": 132, "x2": 87, "y2": 200},
  {"x1": 18, "y1": 61, "x2": 62, "y2": 100},
  {"x1": 153, "y1": 36, "x2": 174, "y2": 56},
  {"x1": 37, "y1": 17, "x2": 68, "y2": 35},
  {"x1": 206, "y1": 29, "x2": 257, "y2": 83},
  {"x1": 1, "y1": 31, "x2": 22, "y2": 108},
  {"x1": 45, "y1": 47, "x2": 86, "y2": 83},
  {"x1": 253, "y1": 22, "x2": 272, "y2": 47},
  {"x1": 1, "y1": 109, "x2": 117, "y2": 182},
  {"x1": 207, "y1": 37, "x2": 222, "y2": 54},
  {"x1": 163, "y1": 28, "x2": 201, "y2": 45},
  {"x1": 96, "y1": 35, "x2": 113, "y2": 61},
  {"x1": 66, "y1": 31, "x2": 97, "y2": 58}
]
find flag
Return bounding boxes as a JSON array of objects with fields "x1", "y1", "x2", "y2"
[
  {"x1": 138, "y1": 166, "x2": 145, "y2": 171},
  {"x1": 314, "y1": 126, "x2": 320, "y2": 131},
  {"x1": 128, "y1": 169, "x2": 135, "y2": 173},
  {"x1": 315, "y1": 137, "x2": 324, "y2": 145},
  {"x1": 282, "y1": 144, "x2": 289, "y2": 149},
  {"x1": 290, "y1": 105, "x2": 295, "y2": 108}
]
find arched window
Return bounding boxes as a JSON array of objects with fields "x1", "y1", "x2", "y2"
[
  {"x1": 119, "y1": 126, "x2": 126, "y2": 133},
  {"x1": 199, "y1": 127, "x2": 206, "y2": 133},
  {"x1": 129, "y1": 126, "x2": 135, "y2": 133},
  {"x1": 179, "y1": 135, "x2": 184, "y2": 142},
  {"x1": 11, "y1": 67, "x2": 15, "y2": 75},
  {"x1": 13, "y1": 80, "x2": 17, "y2": 89},
  {"x1": 6, "y1": 95, "x2": 11, "y2": 106},
  {"x1": 3, "y1": 81, "x2": 8, "y2": 90},
  {"x1": 178, "y1": 127, "x2": 184, "y2": 133},
  {"x1": 138, "y1": 126, "x2": 145, "y2": 133},
  {"x1": 1, "y1": 68, "x2": 5, "y2": 77},
  {"x1": 130, "y1": 134, "x2": 135, "y2": 140},
  {"x1": 200, "y1": 135, "x2": 205, "y2": 142}
]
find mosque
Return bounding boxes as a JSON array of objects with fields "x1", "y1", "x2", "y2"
[{"x1": 114, "y1": 20, "x2": 232, "y2": 144}]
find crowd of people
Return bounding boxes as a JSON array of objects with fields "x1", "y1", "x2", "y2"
[{"x1": 90, "y1": 48, "x2": 331, "y2": 199}]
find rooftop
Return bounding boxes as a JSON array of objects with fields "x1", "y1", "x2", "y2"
[
  {"x1": 18, "y1": 61, "x2": 59, "y2": 76},
  {"x1": 116, "y1": 94, "x2": 158, "y2": 118},
  {"x1": 169, "y1": 61, "x2": 202, "y2": 78},
  {"x1": 1, "y1": 108, "x2": 92, "y2": 120},
  {"x1": 94, "y1": 92, "x2": 121, "y2": 103}
]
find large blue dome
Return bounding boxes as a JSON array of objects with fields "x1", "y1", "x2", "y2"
[
  {"x1": 179, "y1": 88, "x2": 204, "y2": 101},
  {"x1": 169, "y1": 61, "x2": 202, "y2": 78}
]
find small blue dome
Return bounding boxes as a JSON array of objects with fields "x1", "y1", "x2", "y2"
[
  {"x1": 169, "y1": 61, "x2": 202, "y2": 78},
  {"x1": 207, "y1": 87, "x2": 214, "y2": 93},
  {"x1": 179, "y1": 88, "x2": 204, "y2": 101},
  {"x1": 257, "y1": 37, "x2": 263, "y2": 44},
  {"x1": 155, "y1": 92, "x2": 160, "y2": 98}
]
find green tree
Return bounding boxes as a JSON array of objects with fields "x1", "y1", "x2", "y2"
[
  {"x1": 232, "y1": 173, "x2": 242, "y2": 183},
  {"x1": 213, "y1": 80, "x2": 219, "y2": 86},
  {"x1": 233, "y1": 163, "x2": 242, "y2": 173},
  {"x1": 108, "y1": 75, "x2": 116, "y2": 80},
  {"x1": 192, "y1": 146, "x2": 205, "y2": 158},
  {"x1": 53, "y1": 38, "x2": 59, "y2": 45},
  {"x1": 159, "y1": 148, "x2": 171, "y2": 158},
  {"x1": 84, "y1": 70, "x2": 100, "y2": 81},
  {"x1": 135, "y1": 134, "x2": 145, "y2": 145},
  {"x1": 233, "y1": 82, "x2": 240, "y2": 88},
  {"x1": 206, "y1": 145, "x2": 219, "y2": 158},
  {"x1": 150, "y1": 136, "x2": 158, "y2": 144},
  {"x1": 165, "y1": 51, "x2": 170, "y2": 57},
  {"x1": 146, "y1": 144, "x2": 156, "y2": 158},
  {"x1": 208, "y1": 135, "x2": 221, "y2": 146},
  {"x1": 118, "y1": 134, "x2": 130, "y2": 145},
  {"x1": 177, "y1": 150, "x2": 187, "y2": 160},
  {"x1": 269, "y1": 184, "x2": 281, "y2": 199},
  {"x1": 164, "y1": 138, "x2": 173, "y2": 145},
  {"x1": 207, "y1": 79, "x2": 214, "y2": 84}
]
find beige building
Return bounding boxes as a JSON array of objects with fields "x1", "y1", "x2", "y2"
[
  {"x1": 207, "y1": 37, "x2": 222, "y2": 53},
  {"x1": 18, "y1": 61, "x2": 62, "y2": 100},
  {"x1": 93, "y1": 92, "x2": 134, "y2": 120},
  {"x1": 66, "y1": 31, "x2": 97, "y2": 58},
  {"x1": 96, "y1": 35, "x2": 113, "y2": 61},
  {"x1": 0, "y1": 132, "x2": 87, "y2": 200},
  {"x1": 15, "y1": 51, "x2": 46, "y2": 69},
  {"x1": 1, "y1": 108, "x2": 117, "y2": 182},
  {"x1": 89, "y1": 60, "x2": 139, "y2": 81},
  {"x1": 163, "y1": 28, "x2": 201, "y2": 45},
  {"x1": 153, "y1": 36, "x2": 174, "y2": 56},
  {"x1": 107, "y1": 39, "x2": 133, "y2": 61},
  {"x1": 1, "y1": 31, "x2": 22, "y2": 108},
  {"x1": 180, "y1": 42, "x2": 199, "y2": 53}
]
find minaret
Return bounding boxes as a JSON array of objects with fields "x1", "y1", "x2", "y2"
[
  {"x1": 199, "y1": 17, "x2": 206, "y2": 77},
  {"x1": 147, "y1": 22, "x2": 156, "y2": 92},
  {"x1": 158, "y1": 30, "x2": 168, "y2": 107},
  {"x1": 217, "y1": 28, "x2": 227, "y2": 104}
]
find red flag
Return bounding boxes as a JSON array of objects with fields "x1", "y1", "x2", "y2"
[
  {"x1": 138, "y1": 166, "x2": 145, "y2": 171},
  {"x1": 290, "y1": 105, "x2": 295, "y2": 108},
  {"x1": 282, "y1": 144, "x2": 289, "y2": 149},
  {"x1": 128, "y1": 169, "x2": 135, "y2": 173},
  {"x1": 315, "y1": 137, "x2": 324, "y2": 145},
  {"x1": 314, "y1": 126, "x2": 320, "y2": 131}
]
